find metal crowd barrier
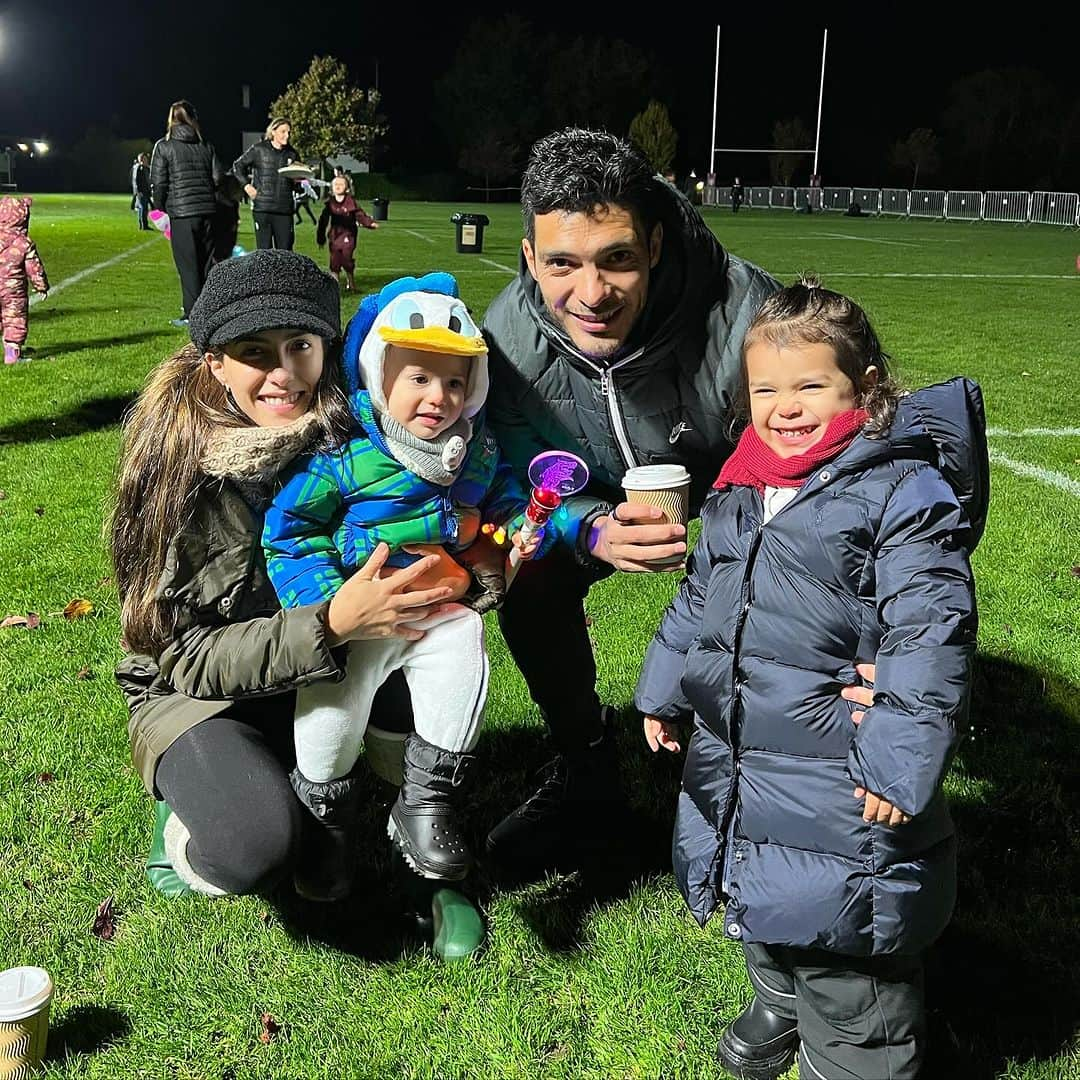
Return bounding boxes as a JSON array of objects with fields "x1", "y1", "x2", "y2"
[{"x1": 702, "y1": 183, "x2": 1079, "y2": 226}]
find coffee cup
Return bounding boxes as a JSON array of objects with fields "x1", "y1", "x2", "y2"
[
  {"x1": 0, "y1": 967, "x2": 53, "y2": 1078},
  {"x1": 621, "y1": 464, "x2": 691, "y2": 568}
]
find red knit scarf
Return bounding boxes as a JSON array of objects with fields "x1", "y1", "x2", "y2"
[{"x1": 714, "y1": 409, "x2": 868, "y2": 493}]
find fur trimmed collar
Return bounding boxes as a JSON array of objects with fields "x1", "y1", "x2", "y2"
[{"x1": 200, "y1": 412, "x2": 322, "y2": 484}]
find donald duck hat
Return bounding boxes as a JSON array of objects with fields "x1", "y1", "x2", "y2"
[{"x1": 343, "y1": 272, "x2": 489, "y2": 419}]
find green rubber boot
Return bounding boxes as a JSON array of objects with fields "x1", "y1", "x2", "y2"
[
  {"x1": 145, "y1": 800, "x2": 192, "y2": 898},
  {"x1": 430, "y1": 888, "x2": 485, "y2": 962}
]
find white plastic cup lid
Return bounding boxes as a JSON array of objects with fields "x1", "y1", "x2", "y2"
[
  {"x1": 622, "y1": 464, "x2": 691, "y2": 489},
  {"x1": 0, "y1": 967, "x2": 53, "y2": 1022}
]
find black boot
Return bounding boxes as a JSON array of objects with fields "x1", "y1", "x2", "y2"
[
  {"x1": 485, "y1": 713, "x2": 629, "y2": 884},
  {"x1": 388, "y1": 733, "x2": 475, "y2": 881},
  {"x1": 289, "y1": 768, "x2": 363, "y2": 902},
  {"x1": 716, "y1": 997, "x2": 798, "y2": 1080}
]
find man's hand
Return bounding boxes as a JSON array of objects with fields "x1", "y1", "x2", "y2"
[
  {"x1": 244, "y1": 183, "x2": 258, "y2": 200},
  {"x1": 840, "y1": 662, "x2": 877, "y2": 724},
  {"x1": 643, "y1": 714, "x2": 682, "y2": 753},
  {"x1": 854, "y1": 787, "x2": 911, "y2": 827},
  {"x1": 589, "y1": 503, "x2": 687, "y2": 572}
]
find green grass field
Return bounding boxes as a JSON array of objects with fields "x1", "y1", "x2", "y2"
[{"x1": 1, "y1": 195, "x2": 1078, "y2": 1079}]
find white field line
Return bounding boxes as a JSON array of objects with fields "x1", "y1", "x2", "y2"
[
  {"x1": 404, "y1": 229, "x2": 435, "y2": 244},
  {"x1": 813, "y1": 232, "x2": 921, "y2": 248},
  {"x1": 480, "y1": 257, "x2": 516, "y2": 273},
  {"x1": 29, "y1": 238, "x2": 159, "y2": 305},
  {"x1": 775, "y1": 271, "x2": 1080, "y2": 281},
  {"x1": 988, "y1": 427, "x2": 1080, "y2": 437},
  {"x1": 987, "y1": 448, "x2": 1080, "y2": 498}
]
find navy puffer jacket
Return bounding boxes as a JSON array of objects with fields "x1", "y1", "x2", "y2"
[{"x1": 636, "y1": 378, "x2": 987, "y2": 956}]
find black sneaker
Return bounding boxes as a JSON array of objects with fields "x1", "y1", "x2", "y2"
[
  {"x1": 716, "y1": 997, "x2": 798, "y2": 1080},
  {"x1": 485, "y1": 709, "x2": 628, "y2": 883}
]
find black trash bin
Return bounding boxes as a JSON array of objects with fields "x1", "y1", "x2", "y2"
[
  {"x1": 451, "y1": 212, "x2": 489, "y2": 254},
  {"x1": 371, "y1": 196, "x2": 389, "y2": 222}
]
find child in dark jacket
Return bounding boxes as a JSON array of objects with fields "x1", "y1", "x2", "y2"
[
  {"x1": 636, "y1": 276, "x2": 986, "y2": 1080},
  {"x1": 316, "y1": 175, "x2": 377, "y2": 291},
  {"x1": 262, "y1": 272, "x2": 559, "y2": 908},
  {"x1": 1, "y1": 197, "x2": 49, "y2": 364}
]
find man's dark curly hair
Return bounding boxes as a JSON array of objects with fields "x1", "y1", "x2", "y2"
[{"x1": 520, "y1": 127, "x2": 662, "y2": 244}]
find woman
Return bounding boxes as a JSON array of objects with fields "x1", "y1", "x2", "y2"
[
  {"x1": 149, "y1": 100, "x2": 222, "y2": 327},
  {"x1": 231, "y1": 118, "x2": 302, "y2": 251},
  {"x1": 110, "y1": 250, "x2": 482, "y2": 958}
]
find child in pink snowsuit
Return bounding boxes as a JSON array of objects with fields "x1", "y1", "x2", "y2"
[{"x1": 0, "y1": 197, "x2": 49, "y2": 364}]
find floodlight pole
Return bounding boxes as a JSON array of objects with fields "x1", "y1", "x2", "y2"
[
  {"x1": 813, "y1": 28, "x2": 828, "y2": 180},
  {"x1": 708, "y1": 26, "x2": 721, "y2": 181}
]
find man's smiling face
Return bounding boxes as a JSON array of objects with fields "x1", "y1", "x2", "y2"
[{"x1": 522, "y1": 203, "x2": 662, "y2": 362}]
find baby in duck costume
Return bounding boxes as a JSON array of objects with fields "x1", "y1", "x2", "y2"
[{"x1": 263, "y1": 273, "x2": 560, "y2": 902}]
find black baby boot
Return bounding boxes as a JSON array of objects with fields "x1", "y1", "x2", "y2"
[
  {"x1": 290, "y1": 767, "x2": 363, "y2": 902},
  {"x1": 388, "y1": 733, "x2": 475, "y2": 881}
]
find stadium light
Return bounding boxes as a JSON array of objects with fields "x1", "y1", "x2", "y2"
[
  {"x1": 33, "y1": 141, "x2": 48, "y2": 154},
  {"x1": 16, "y1": 143, "x2": 28, "y2": 152}
]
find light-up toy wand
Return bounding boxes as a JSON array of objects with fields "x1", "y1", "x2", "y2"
[{"x1": 492, "y1": 450, "x2": 590, "y2": 587}]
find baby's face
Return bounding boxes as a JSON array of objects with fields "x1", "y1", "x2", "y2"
[{"x1": 383, "y1": 346, "x2": 469, "y2": 439}]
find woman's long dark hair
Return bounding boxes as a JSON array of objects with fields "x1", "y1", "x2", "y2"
[
  {"x1": 166, "y1": 100, "x2": 202, "y2": 141},
  {"x1": 108, "y1": 340, "x2": 351, "y2": 657}
]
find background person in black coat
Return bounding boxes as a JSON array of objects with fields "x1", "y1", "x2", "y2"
[
  {"x1": 131, "y1": 153, "x2": 151, "y2": 230},
  {"x1": 231, "y1": 118, "x2": 302, "y2": 251},
  {"x1": 150, "y1": 100, "x2": 223, "y2": 326}
]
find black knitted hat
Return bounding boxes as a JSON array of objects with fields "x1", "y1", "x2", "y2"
[{"x1": 189, "y1": 249, "x2": 340, "y2": 352}]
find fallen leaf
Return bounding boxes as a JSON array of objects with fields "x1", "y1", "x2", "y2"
[
  {"x1": 0, "y1": 489, "x2": 7, "y2": 499},
  {"x1": 33, "y1": 506, "x2": 45, "y2": 516},
  {"x1": 22, "y1": 880, "x2": 32, "y2": 890},
  {"x1": 92, "y1": 896, "x2": 117, "y2": 941},
  {"x1": 63, "y1": 598, "x2": 94, "y2": 620},
  {"x1": 76, "y1": 667, "x2": 94, "y2": 680},
  {"x1": 584, "y1": 615, "x2": 594, "y2": 627},
  {"x1": 97, "y1": 575, "x2": 113, "y2": 587},
  {"x1": 37, "y1": 772, "x2": 54, "y2": 784},
  {"x1": 258, "y1": 1013, "x2": 280, "y2": 1044},
  {"x1": 1020, "y1": 371, "x2": 1032, "y2": 377},
  {"x1": 2, "y1": 613, "x2": 41, "y2": 629},
  {"x1": 1071, "y1": 566, "x2": 1080, "y2": 578}
]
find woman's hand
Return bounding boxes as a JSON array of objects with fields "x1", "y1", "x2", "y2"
[
  {"x1": 644, "y1": 715, "x2": 682, "y2": 753},
  {"x1": 325, "y1": 544, "x2": 453, "y2": 645},
  {"x1": 840, "y1": 662, "x2": 877, "y2": 724}
]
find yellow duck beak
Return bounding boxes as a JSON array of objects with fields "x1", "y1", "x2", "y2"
[{"x1": 378, "y1": 325, "x2": 487, "y2": 356}]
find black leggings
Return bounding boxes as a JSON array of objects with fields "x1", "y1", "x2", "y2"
[
  {"x1": 153, "y1": 676, "x2": 415, "y2": 895},
  {"x1": 155, "y1": 709, "x2": 303, "y2": 895}
]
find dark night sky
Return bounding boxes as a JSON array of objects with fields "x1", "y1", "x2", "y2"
[{"x1": 2, "y1": 1, "x2": 1078, "y2": 185}]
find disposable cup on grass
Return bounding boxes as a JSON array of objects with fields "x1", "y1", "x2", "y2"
[{"x1": 0, "y1": 967, "x2": 53, "y2": 1078}]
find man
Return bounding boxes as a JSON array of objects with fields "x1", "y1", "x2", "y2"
[
  {"x1": 482, "y1": 127, "x2": 780, "y2": 873},
  {"x1": 131, "y1": 153, "x2": 151, "y2": 230}
]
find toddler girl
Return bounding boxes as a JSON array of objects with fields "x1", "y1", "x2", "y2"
[{"x1": 637, "y1": 276, "x2": 987, "y2": 1079}]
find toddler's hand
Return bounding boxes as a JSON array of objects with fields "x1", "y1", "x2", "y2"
[
  {"x1": 644, "y1": 714, "x2": 682, "y2": 753},
  {"x1": 853, "y1": 786, "x2": 911, "y2": 827},
  {"x1": 510, "y1": 529, "x2": 541, "y2": 561}
]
